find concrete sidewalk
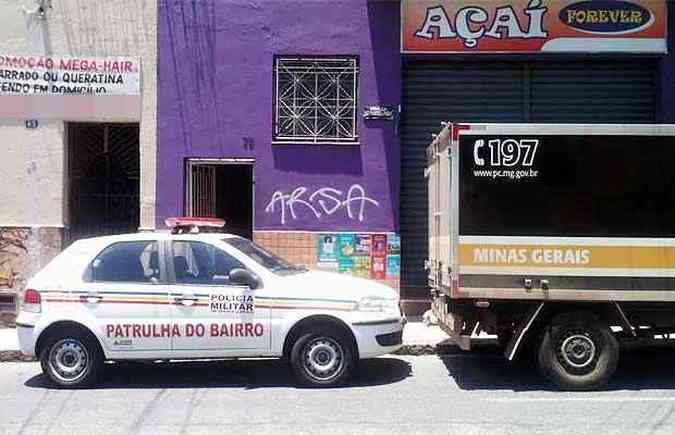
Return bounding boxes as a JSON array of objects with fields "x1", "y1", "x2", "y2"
[
  {"x1": 0, "y1": 320, "x2": 452, "y2": 353},
  {"x1": 401, "y1": 318, "x2": 452, "y2": 347}
]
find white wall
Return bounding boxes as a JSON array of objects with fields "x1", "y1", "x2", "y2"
[
  {"x1": 0, "y1": 119, "x2": 66, "y2": 226},
  {"x1": 0, "y1": 0, "x2": 157, "y2": 229}
]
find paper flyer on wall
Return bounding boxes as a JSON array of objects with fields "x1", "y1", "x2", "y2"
[
  {"x1": 371, "y1": 255, "x2": 386, "y2": 280},
  {"x1": 387, "y1": 234, "x2": 400, "y2": 255},
  {"x1": 317, "y1": 232, "x2": 401, "y2": 279},
  {"x1": 387, "y1": 255, "x2": 400, "y2": 278},
  {"x1": 355, "y1": 234, "x2": 372, "y2": 256},
  {"x1": 354, "y1": 256, "x2": 372, "y2": 278},
  {"x1": 318, "y1": 234, "x2": 338, "y2": 261}
]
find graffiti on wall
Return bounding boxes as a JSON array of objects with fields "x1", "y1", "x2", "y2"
[
  {"x1": 265, "y1": 184, "x2": 380, "y2": 225},
  {"x1": 0, "y1": 228, "x2": 28, "y2": 290}
]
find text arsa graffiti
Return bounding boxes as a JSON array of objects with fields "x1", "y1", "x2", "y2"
[{"x1": 265, "y1": 184, "x2": 380, "y2": 225}]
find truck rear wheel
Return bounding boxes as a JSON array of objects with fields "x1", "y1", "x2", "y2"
[{"x1": 537, "y1": 312, "x2": 618, "y2": 391}]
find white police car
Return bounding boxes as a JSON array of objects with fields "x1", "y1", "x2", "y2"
[{"x1": 16, "y1": 218, "x2": 405, "y2": 388}]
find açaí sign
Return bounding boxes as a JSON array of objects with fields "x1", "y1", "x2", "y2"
[{"x1": 402, "y1": 0, "x2": 667, "y2": 53}]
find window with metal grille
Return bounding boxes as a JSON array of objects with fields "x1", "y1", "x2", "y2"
[{"x1": 274, "y1": 56, "x2": 359, "y2": 144}]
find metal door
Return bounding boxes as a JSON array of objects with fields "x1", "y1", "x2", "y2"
[{"x1": 68, "y1": 123, "x2": 140, "y2": 241}]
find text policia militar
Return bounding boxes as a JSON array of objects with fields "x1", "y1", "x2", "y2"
[
  {"x1": 210, "y1": 293, "x2": 254, "y2": 313},
  {"x1": 105, "y1": 322, "x2": 265, "y2": 339}
]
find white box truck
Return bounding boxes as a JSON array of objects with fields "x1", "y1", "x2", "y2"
[{"x1": 426, "y1": 123, "x2": 675, "y2": 390}]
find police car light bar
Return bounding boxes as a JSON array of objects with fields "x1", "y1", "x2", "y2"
[{"x1": 165, "y1": 217, "x2": 226, "y2": 234}]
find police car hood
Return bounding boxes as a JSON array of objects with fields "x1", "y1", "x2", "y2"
[{"x1": 277, "y1": 270, "x2": 398, "y2": 302}]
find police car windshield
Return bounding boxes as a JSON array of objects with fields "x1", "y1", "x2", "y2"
[{"x1": 224, "y1": 238, "x2": 307, "y2": 275}]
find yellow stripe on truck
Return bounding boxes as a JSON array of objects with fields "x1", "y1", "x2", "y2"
[{"x1": 459, "y1": 244, "x2": 675, "y2": 269}]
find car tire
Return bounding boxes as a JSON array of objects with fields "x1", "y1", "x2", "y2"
[
  {"x1": 290, "y1": 331, "x2": 355, "y2": 387},
  {"x1": 537, "y1": 312, "x2": 619, "y2": 391},
  {"x1": 39, "y1": 328, "x2": 103, "y2": 388}
]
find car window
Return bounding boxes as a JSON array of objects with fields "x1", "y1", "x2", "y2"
[
  {"x1": 224, "y1": 237, "x2": 307, "y2": 275},
  {"x1": 172, "y1": 241, "x2": 246, "y2": 285},
  {"x1": 91, "y1": 241, "x2": 160, "y2": 283}
]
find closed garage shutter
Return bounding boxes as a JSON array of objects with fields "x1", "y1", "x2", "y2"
[
  {"x1": 400, "y1": 59, "x2": 657, "y2": 301},
  {"x1": 530, "y1": 61, "x2": 657, "y2": 123}
]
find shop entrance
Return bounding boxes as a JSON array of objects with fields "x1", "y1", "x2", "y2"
[
  {"x1": 185, "y1": 159, "x2": 254, "y2": 239},
  {"x1": 68, "y1": 123, "x2": 140, "y2": 241}
]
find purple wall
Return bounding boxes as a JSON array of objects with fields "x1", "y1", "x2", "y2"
[{"x1": 157, "y1": 0, "x2": 401, "y2": 232}]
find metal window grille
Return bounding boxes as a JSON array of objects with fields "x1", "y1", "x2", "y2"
[
  {"x1": 274, "y1": 57, "x2": 359, "y2": 143},
  {"x1": 186, "y1": 164, "x2": 216, "y2": 217}
]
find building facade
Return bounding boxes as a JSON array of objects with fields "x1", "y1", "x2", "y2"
[
  {"x1": 156, "y1": 0, "x2": 404, "y2": 300},
  {"x1": 0, "y1": 0, "x2": 157, "y2": 312},
  {"x1": 157, "y1": 0, "x2": 675, "y2": 314}
]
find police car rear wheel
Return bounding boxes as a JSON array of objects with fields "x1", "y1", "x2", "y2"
[
  {"x1": 40, "y1": 330, "x2": 103, "y2": 388},
  {"x1": 291, "y1": 332, "x2": 354, "y2": 387}
]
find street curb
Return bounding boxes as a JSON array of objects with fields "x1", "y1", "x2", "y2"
[
  {"x1": 0, "y1": 346, "x2": 483, "y2": 362},
  {"x1": 393, "y1": 343, "x2": 457, "y2": 356},
  {"x1": 0, "y1": 351, "x2": 35, "y2": 363},
  {"x1": 0, "y1": 344, "x2": 484, "y2": 362},
  {"x1": 0, "y1": 347, "x2": 446, "y2": 362},
  {"x1": 394, "y1": 339, "x2": 502, "y2": 357},
  {"x1": 0, "y1": 350, "x2": 442, "y2": 362}
]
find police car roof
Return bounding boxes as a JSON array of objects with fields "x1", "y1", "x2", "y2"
[{"x1": 73, "y1": 231, "x2": 241, "y2": 246}]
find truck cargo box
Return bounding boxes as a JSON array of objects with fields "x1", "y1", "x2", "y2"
[{"x1": 427, "y1": 123, "x2": 675, "y2": 303}]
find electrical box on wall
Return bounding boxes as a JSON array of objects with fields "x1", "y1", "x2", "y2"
[{"x1": 363, "y1": 106, "x2": 394, "y2": 121}]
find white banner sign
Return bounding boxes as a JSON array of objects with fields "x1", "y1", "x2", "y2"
[
  {"x1": 0, "y1": 54, "x2": 141, "y2": 121},
  {"x1": 0, "y1": 54, "x2": 140, "y2": 95}
]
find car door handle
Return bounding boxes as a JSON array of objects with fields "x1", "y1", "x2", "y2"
[
  {"x1": 173, "y1": 296, "x2": 198, "y2": 306},
  {"x1": 80, "y1": 294, "x2": 102, "y2": 304}
]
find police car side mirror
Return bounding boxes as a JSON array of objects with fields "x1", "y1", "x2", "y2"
[{"x1": 229, "y1": 268, "x2": 260, "y2": 290}]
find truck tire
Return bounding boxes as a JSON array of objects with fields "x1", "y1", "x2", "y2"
[
  {"x1": 290, "y1": 331, "x2": 355, "y2": 387},
  {"x1": 537, "y1": 312, "x2": 618, "y2": 391},
  {"x1": 39, "y1": 328, "x2": 103, "y2": 388}
]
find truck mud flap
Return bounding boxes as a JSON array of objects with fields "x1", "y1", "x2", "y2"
[{"x1": 505, "y1": 302, "x2": 545, "y2": 361}]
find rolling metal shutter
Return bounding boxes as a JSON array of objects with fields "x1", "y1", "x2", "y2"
[
  {"x1": 530, "y1": 61, "x2": 656, "y2": 123},
  {"x1": 400, "y1": 59, "x2": 657, "y2": 301}
]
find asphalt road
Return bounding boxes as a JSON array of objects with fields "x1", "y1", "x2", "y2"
[{"x1": 2, "y1": 346, "x2": 675, "y2": 435}]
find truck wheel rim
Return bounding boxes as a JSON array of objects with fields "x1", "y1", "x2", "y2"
[
  {"x1": 48, "y1": 339, "x2": 89, "y2": 383},
  {"x1": 302, "y1": 337, "x2": 344, "y2": 382},
  {"x1": 559, "y1": 334, "x2": 596, "y2": 369}
]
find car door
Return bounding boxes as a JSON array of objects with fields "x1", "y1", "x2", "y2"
[
  {"x1": 168, "y1": 240, "x2": 271, "y2": 354},
  {"x1": 77, "y1": 239, "x2": 172, "y2": 353}
]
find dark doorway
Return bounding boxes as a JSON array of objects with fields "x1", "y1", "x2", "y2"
[
  {"x1": 186, "y1": 160, "x2": 254, "y2": 239},
  {"x1": 68, "y1": 123, "x2": 140, "y2": 242}
]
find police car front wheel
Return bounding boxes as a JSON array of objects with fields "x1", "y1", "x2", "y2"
[
  {"x1": 290, "y1": 332, "x2": 355, "y2": 387},
  {"x1": 40, "y1": 329, "x2": 103, "y2": 388}
]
